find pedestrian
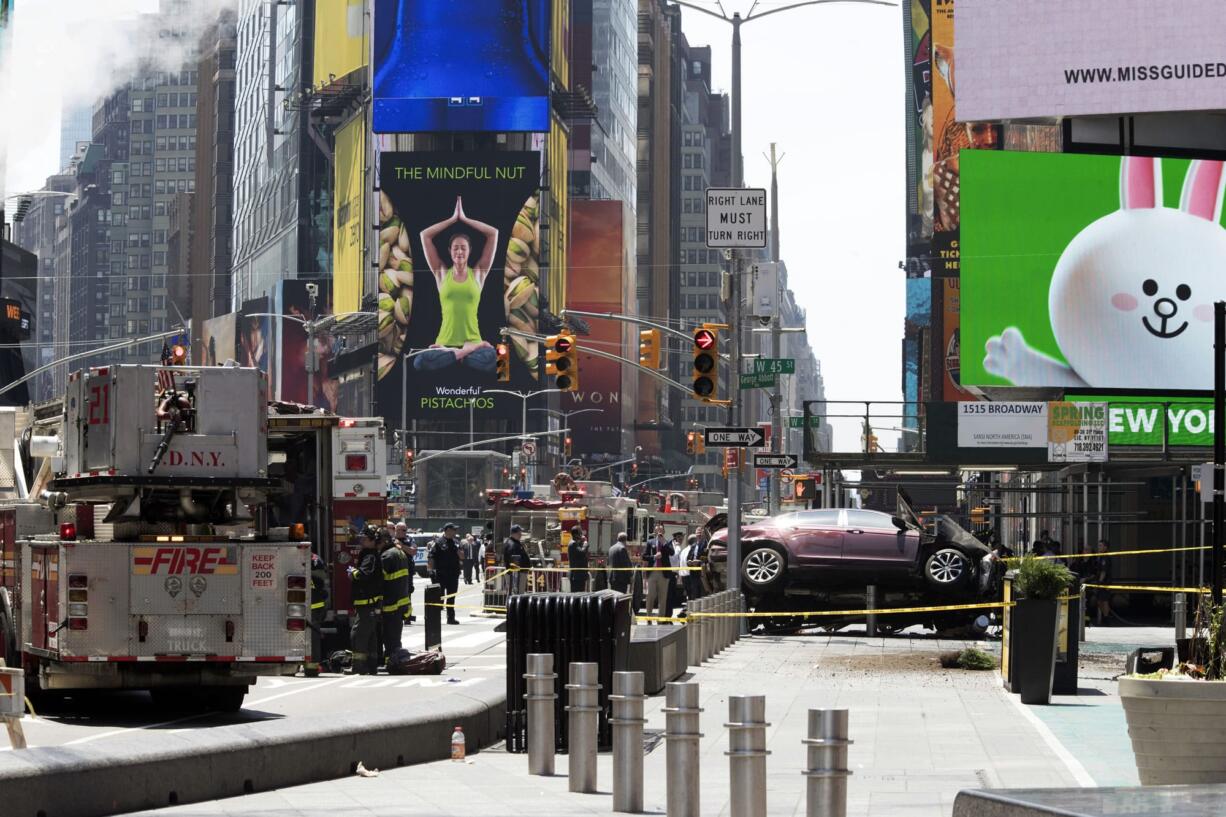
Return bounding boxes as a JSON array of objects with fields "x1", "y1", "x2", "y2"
[
  {"x1": 379, "y1": 528, "x2": 410, "y2": 664},
  {"x1": 568, "y1": 526, "x2": 590, "y2": 592},
  {"x1": 667, "y1": 530, "x2": 685, "y2": 613},
  {"x1": 462, "y1": 534, "x2": 477, "y2": 585},
  {"x1": 692, "y1": 528, "x2": 709, "y2": 597},
  {"x1": 304, "y1": 549, "x2": 328, "y2": 677},
  {"x1": 393, "y1": 522, "x2": 417, "y2": 624},
  {"x1": 429, "y1": 522, "x2": 464, "y2": 624},
  {"x1": 642, "y1": 525, "x2": 674, "y2": 623},
  {"x1": 347, "y1": 526, "x2": 382, "y2": 675},
  {"x1": 1038, "y1": 529, "x2": 1061, "y2": 555},
  {"x1": 503, "y1": 524, "x2": 532, "y2": 596},
  {"x1": 681, "y1": 534, "x2": 704, "y2": 602},
  {"x1": 607, "y1": 532, "x2": 633, "y2": 594},
  {"x1": 1092, "y1": 539, "x2": 1113, "y2": 626}
]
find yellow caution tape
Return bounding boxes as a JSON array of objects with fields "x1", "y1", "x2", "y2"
[
  {"x1": 1008, "y1": 544, "x2": 1210, "y2": 563},
  {"x1": 1083, "y1": 583, "x2": 1209, "y2": 594}
]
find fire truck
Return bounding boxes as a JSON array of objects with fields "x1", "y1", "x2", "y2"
[
  {"x1": 265, "y1": 412, "x2": 388, "y2": 640},
  {"x1": 0, "y1": 364, "x2": 320, "y2": 710}
]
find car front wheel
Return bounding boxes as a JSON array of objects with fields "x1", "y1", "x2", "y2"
[
  {"x1": 741, "y1": 546, "x2": 788, "y2": 593},
  {"x1": 923, "y1": 548, "x2": 973, "y2": 592}
]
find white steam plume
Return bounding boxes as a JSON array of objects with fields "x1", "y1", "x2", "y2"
[{"x1": 1, "y1": 0, "x2": 235, "y2": 202}]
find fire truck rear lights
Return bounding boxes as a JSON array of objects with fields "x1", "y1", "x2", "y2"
[
  {"x1": 286, "y1": 603, "x2": 307, "y2": 618},
  {"x1": 68, "y1": 603, "x2": 89, "y2": 617},
  {"x1": 68, "y1": 573, "x2": 88, "y2": 589},
  {"x1": 286, "y1": 589, "x2": 307, "y2": 604},
  {"x1": 345, "y1": 454, "x2": 369, "y2": 471},
  {"x1": 68, "y1": 618, "x2": 88, "y2": 631},
  {"x1": 287, "y1": 574, "x2": 307, "y2": 589},
  {"x1": 154, "y1": 535, "x2": 187, "y2": 543},
  {"x1": 286, "y1": 619, "x2": 306, "y2": 632},
  {"x1": 60, "y1": 523, "x2": 77, "y2": 540},
  {"x1": 225, "y1": 620, "x2": 236, "y2": 642},
  {"x1": 68, "y1": 589, "x2": 88, "y2": 603},
  {"x1": 339, "y1": 418, "x2": 357, "y2": 428},
  {"x1": 289, "y1": 523, "x2": 307, "y2": 539}
]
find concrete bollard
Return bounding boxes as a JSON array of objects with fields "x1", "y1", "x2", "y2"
[
  {"x1": 1174, "y1": 593, "x2": 1186, "y2": 643},
  {"x1": 524, "y1": 653, "x2": 557, "y2": 776},
  {"x1": 699, "y1": 596, "x2": 711, "y2": 662},
  {"x1": 715, "y1": 592, "x2": 726, "y2": 653},
  {"x1": 725, "y1": 695, "x2": 770, "y2": 817},
  {"x1": 802, "y1": 709, "x2": 852, "y2": 817},
  {"x1": 610, "y1": 671, "x2": 647, "y2": 813},
  {"x1": 687, "y1": 597, "x2": 702, "y2": 667},
  {"x1": 565, "y1": 662, "x2": 601, "y2": 793},
  {"x1": 663, "y1": 681, "x2": 703, "y2": 817},
  {"x1": 723, "y1": 591, "x2": 733, "y2": 650},
  {"x1": 866, "y1": 585, "x2": 878, "y2": 638}
]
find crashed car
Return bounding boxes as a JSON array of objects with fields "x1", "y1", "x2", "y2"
[{"x1": 705, "y1": 502, "x2": 998, "y2": 599}]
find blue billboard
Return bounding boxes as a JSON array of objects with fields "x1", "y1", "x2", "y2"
[{"x1": 373, "y1": 0, "x2": 551, "y2": 133}]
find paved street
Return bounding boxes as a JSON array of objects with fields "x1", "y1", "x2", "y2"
[
  {"x1": 1, "y1": 599, "x2": 503, "y2": 751},
  {"x1": 127, "y1": 626, "x2": 1149, "y2": 817}
]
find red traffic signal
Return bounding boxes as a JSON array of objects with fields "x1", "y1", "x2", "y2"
[
  {"x1": 555, "y1": 335, "x2": 573, "y2": 354},
  {"x1": 693, "y1": 328, "x2": 716, "y2": 350}
]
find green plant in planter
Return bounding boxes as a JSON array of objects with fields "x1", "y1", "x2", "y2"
[{"x1": 1012, "y1": 555, "x2": 1075, "y2": 600}]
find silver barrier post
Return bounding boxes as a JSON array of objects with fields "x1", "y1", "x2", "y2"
[
  {"x1": 1174, "y1": 592, "x2": 1187, "y2": 643},
  {"x1": 700, "y1": 596, "x2": 711, "y2": 662},
  {"x1": 687, "y1": 598, "x2": 701, "y2": 667},
  {"x1": 803, "y1": 708, "x2": 852, "y2": 817},
  {"x1": 865, "y1": 585, "x2": 878, "y2": 637},
  {"x1": 611, "y1": 670, "x2": 647, "y2": 813},
  {"x1": 717, "y1": 592, "x2": 728, "y2": 653},
  {"x1": 663, "y1": 681, "x2": 703, "y2": 817},
  {"x1": 735, "y1": 592, "x2": 744, "y2": 642},
  {"x1": 725, "y1": 695, "x2": 770, "y2": 817},
  {"x1": 525, "y1": 653, "x2": 557, "y2": 776},
  {"x1": 566, "y1": 661, "x2": 601, "y2": 793}
]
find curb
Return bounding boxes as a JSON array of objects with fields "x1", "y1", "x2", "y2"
[{"x1": 0, "y1": 684, "x2": 506, "y2": 817}]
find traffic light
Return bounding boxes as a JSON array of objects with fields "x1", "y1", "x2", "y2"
[
  {"x1": 546, "y1": 333, "x2": 579, "y2": 392},
  {"x1": 564, "y1": 436, "x2": 573, "y2": 458},
  {"x1": 865, "y1": 433, "x2": 879, "y2": 453},
  {"x1": 794, "y1": 477, "x2": 817, "y2": 504},
  {"x1": 691, "y1": 327, "x2": 718, "y2": 400},
  {"x1": 403, "y1": 449, "x2": 415, "y2": 472},
  {"x1": 686, "y1": 431, "x2": 696, "y2": 455},
  {"x1": 495, "y1": 342, "x2": 511, "y2": 381},
  {"x1": 639, "y1": 329, "x2": 661, "y2": 370}
]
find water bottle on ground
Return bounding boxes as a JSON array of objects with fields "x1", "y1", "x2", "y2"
[{"x1": 451, "y1": 725, "x2": 466, "y2": 761}]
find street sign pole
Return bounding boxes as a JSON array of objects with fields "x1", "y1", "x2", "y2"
[{"x1": 728, "y1": 251, "x2": 742, "y2": 598}]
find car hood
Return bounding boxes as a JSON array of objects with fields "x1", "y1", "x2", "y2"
[{"x1": 934, "y1": 516, "x2": 990, "y2": 557}]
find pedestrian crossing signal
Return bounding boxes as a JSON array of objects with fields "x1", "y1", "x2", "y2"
[
  {"x1": 794, "y1": 477, "x2": 816, "y2": 503},
  {"x1": 496, "y1": 343, "x2": 511, "y2": 382},
  {"x1": 639, "y1": 329, "x2": 661, "y2": 370}
]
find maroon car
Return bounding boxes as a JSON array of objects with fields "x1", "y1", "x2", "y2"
[{"x1": 705, "y1": 508, "x2": 991, "y2": 597}]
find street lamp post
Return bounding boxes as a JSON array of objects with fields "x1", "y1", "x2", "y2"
[
  {"x1": 529, "y1": 407, "x2": 603, "y2": 471},
  {"x1": 671, "y1": 0, "x2": 892, "y2": 600},
  {"x1": 488, "y1": 388, "x2": 566, "y2": 487}
]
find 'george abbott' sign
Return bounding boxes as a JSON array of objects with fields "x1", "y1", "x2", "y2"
[{"x1": 1069, "y1": 397, "x2": 1215, "y2": 447}]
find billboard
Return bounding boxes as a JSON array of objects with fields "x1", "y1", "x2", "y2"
[
  {"x1": 940, "y1": 278, "x2": 967, "y2": 401},
  {"x1": 200, "y1": 312, "x2": 237, "y2": 367},
  {"x1": 313, "y1": 0, "x2": 367, "y2": 87},
  {"x1": 962, "y1": 150, "x2": 1226, "y2": 391},
  {"x1": 372, "y1": 0, "x2": 551, "y2": 133},
  {"x1": 332, "y1": 115, "x2": 365, "y2": 314},
  {"x1": 237, "y1": 297, "x2": 271, "y2": 373},
  {"x1": 375, "y1": 151, "x2": 542, "y2": 423},
  {"x1": 957, "y1": 0, "x2": 1226, "y2": 122},
  {"x1": 564, "y1": 200, "x2": 625, "y2": 457},
  {"x1": 906, "y1": 0, "x2": 933, "y2": 242},
  {"x1": 1070, "y1": 395, "x2": 1214, "y2": 448},
  {"x1": 277, "y1": 280, "x2": 341, "y2": 412}
]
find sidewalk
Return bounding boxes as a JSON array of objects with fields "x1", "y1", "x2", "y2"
[{"x1": 132, "y1": 631, "x2": 1086, "y2": 817}]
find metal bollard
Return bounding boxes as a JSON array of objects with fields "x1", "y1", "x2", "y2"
[
  {"x1": 723, "y1": 591, "x2": 732, "y2": 650},
  {"x1": 663, "y1": 681, "x2": 703, "y2": 817},
  {"x1": 565, "y1": 662, "x2": 601, "y2": 793},
  {"x1": 524, "y1": 653, "x2": 557, "y2": 776},
  {"x1": 699, "y1": 597, "x2": 711, "y2": 662},
  {"x1": 610, "y1": 671, "x2": 647, "y2": 813},
  {"x1": 725, "y1": 695, "x2": 770, "y2": 817},
  {"x1": 715, "y1": 592, "x2": 725, "y2": 653},
  {"x1": 687, "y1": 598, "x2": 701, "y2": 667},
  {"x1": 1174, "y1": 593, "x2": 1187, "y2": 643},
  {"x1": 424, "y1": 583, "x2": 443, "y2": 651},
  {"x1": 866, "y1": 585, "x2": 878, "y2": 638},
  {"x1": 802, "y1": 709, "x2": 853, "y2": 817}
]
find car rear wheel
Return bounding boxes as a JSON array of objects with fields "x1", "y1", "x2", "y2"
[
  {"x1": 924, "y1": 548, "x2": 972, "y2": 591},
  {"x1": 741, "y1": 546, "x2": 787, "y2": 593}
]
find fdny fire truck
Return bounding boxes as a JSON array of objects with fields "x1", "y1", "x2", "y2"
[{"x1": 0, "y1": 364, "x2": 316, "y2": 711}]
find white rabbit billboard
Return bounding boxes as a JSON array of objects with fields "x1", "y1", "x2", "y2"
[
  {"x1": 956, "y1": 0, "x2": 1226, "y2": 121},
  {"x1": 962, "y1": 149, "x2": 1226, "y2": 392}
]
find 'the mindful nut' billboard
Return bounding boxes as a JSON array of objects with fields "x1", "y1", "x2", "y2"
[{"x1": 956, "y1": 0, "x2": 1226, "y2": 121}]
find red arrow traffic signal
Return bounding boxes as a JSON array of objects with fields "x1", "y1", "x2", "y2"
[{"x1": 693, "y1": 328, "x2": 716, "y2": 350}]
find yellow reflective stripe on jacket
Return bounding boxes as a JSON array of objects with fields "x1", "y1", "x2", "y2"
[
  {"x1": 384, "y1": 568, "x2": 410, "y2": 580},
  {"x1": 382, "y1": 599, "x2": 402, "y2": 613},
  {"x1": 310, "y1": 600, "x2": 326, "y2": 610},
  {"x1": 353, "y1": 595, "x2": 383, "y2": 607}
]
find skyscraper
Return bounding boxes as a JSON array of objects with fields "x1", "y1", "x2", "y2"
[{"x1": 59, "y1": 105, "x2": 94, "y2": 171}]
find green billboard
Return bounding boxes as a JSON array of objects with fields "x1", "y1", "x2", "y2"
[
  {"x1": 1069, "y1": 395, "x2": 1214, "y2": 447},
  {"x1": 961, "y1": 150, "x2": 1226, "y2": 391}
]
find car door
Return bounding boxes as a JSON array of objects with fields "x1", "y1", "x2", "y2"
[
  {"x1": 841, "y1": 510, "x2": 912, "y2": 577},
  {"x1": 782, "y1": 510, "x2": 844, "y2": 568}
]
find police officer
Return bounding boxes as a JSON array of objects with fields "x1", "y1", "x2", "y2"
[
  {"x1": 347, "y1": 526, "x2": 382, "y2": 674},
  {"x1": 429, "y1": 522, "x2": 463, "y2": 624},
  {"x1": 568, "y1": 527, "x2": 590, "y2": 592},
  {"x1": 379, "y1": 528, "x2": 411, "y2": 663},
  {"x1": 304, "y1": 549, "x2": 329, "y2": 677},
  {"x1": 503, "y1": 524, "x2": 532, "y2": 596}
]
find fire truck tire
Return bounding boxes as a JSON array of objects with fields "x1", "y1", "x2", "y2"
[{"x1": 201, "y1": 685, "x2": 247, "y2": 712}]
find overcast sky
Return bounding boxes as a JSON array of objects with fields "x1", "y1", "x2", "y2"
[{"x1": 3, "y1": 0, "x2": 905, "y2": 451}]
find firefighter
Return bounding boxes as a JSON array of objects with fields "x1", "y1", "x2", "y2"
[
  {"x1": 429, "y1": 522, "x2": 463, "y2": 624},
  {"x1": 303, "y1": 549, "x2": 329, "y2": 677},
  {"x1": 347, "y1": 525, "x2": 382, "y2": 674},
  {"x1": 379, "y1": 528, "x2": 411, "y2": 662},
  {"x1": 393, "y1": 522, "x2": 418, "y2": 624}
]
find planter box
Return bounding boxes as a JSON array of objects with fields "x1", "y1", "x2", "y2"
[
  {"x1": 1120, "y1": 676, "x2": 1226, "y2": 785},
  {"x1": 1011, "y1": 598, "x2": 1059, "y2": 705}
]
